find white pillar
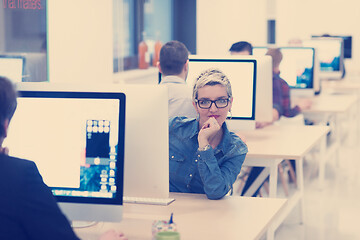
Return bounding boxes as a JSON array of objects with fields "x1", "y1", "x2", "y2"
[{"x1": 47, "y1": 0, "x2": 114, "y2": 84}]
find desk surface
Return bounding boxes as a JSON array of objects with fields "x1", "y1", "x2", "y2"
[
  {"x1": 74, "y1": 193, "x2": 287, "y2": 240},
  {"x1": 240, "y1": 125, "x2": 330, "y2": 160},
  {"x1": 322, "y1": 78, "x2": 360, "y2": 91},
  {"x1": 303, "y1": 94, "x2": 358, "y2": 113}
]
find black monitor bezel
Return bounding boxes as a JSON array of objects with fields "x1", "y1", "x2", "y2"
[
  {"x1": 17, "y1": 90, "x2": 126, "y2": 205},
  {"x1": 312, "y1": 35, "x2": 351, "y2": 59},
  {"x1": 188, "y1": 58, "x2": 257, "y2": 121}
]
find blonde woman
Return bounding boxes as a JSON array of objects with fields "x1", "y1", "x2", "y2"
[{"x1": 169, "y1": 68, "x2": 248, "y2": 200}]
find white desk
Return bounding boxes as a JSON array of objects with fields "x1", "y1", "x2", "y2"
[
  {"x1": 321, "y1": 79, "x2": 360, "y2": 142},
  {"x1": 302, "y1": 94, "x2": 358, "y2": 163},
  {"x1": 239, "y1": 125, "x2": 329, "y2": 240},
  {"x1": 74, "y1": 193, "x2": 287, "y2": 240},
  {"x1": 304, "y1": 94, "x2": 357, "y2": 114},
  {"x1": 322, "y1": 78, "x2": 360, "y2": 94}
]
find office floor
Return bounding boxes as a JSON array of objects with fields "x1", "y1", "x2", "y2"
[{"x1": 275, "y1": 139, "x2": 360, "y2": 240}]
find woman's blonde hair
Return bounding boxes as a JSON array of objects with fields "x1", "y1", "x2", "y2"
[{"x1": 192, "y1": 68, "x2": 232, "y2": 101}]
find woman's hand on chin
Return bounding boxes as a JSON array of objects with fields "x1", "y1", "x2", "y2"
[{"x1": 198, "y1": 117, "x2": 220, "y2": 147}]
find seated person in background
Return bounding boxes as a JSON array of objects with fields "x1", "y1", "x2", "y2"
[
  {"x1": 228, "y1": 41, "x2": 277, "y2": 129},
  {"x1": 229, "y1": 41, "x2": 253, "y2": 55},
  {"x1": 269, "y1": 48, "x2": 312, "y2": 118},
  {"x1": 168, "y1": 68, "x2": 248, "y2": 200},
  {"x1": 242, "y1": 49, "x2": 312, "y2": 196},
  {"x1": 0, "y1": 76, "x2": 127, "y2": 240},
  {"x1": 158, "y1": 40, "x2": 197, "y2": 118},
  {"x1": 256, "y1": 48, "x2": 312, "y2": 128}
]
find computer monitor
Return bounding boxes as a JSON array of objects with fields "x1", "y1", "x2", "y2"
[
  {"x1": 303, "y1": 38, "x2": 344, "y2": 80},
  {"x1": 228, "y1": 55, "x2": 273, "y2": 122},
  {"x1": 253, "y1": 46, "x2": 319, "y2": 96},
  {"x1": 312, "y1": 35, "x2": 352, "y2": 59},
  {"x1": 187, "y1": 56, "x2": 257, "y2": 131},
  {"x1": 13, "y1": 82, "x2": 170, "y2": 201},
  {"x1": 119, "y1": 84, "x2": 169, "y2": 199},
  {"x1": 4, "y1": 88, "x2": 126, "y2": 223},
  {"x1": 0, "y1": 55, "x2": 25, "y2": 82}
]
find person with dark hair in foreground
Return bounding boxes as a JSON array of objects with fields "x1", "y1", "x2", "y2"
[{"x1": 0, "y1": 76, "x2": 127, "y2": 240}]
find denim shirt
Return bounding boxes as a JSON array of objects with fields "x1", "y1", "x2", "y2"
[{"x1": 169, "y1": 116, "x2": 248, "y2": 200}]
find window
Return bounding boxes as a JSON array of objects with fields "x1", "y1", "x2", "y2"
[
  {"x1": 0, "y1": 0, "x2": 47, "y2": 82},
  {"x1": 1, "y1": 0, "x2": 175, "y2": 81},
  {"x1": 113, "y1": 0, "x2": 172, "y2": 72}
]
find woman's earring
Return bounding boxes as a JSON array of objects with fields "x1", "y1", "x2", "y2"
[
  {"x1": 196, "y1": 113, "x2": 200, "y2": 121},
  {"x1": 229, "y1": 109, "x2": 232, "y2": 120}
]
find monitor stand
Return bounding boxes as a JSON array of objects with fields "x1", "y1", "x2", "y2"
[
  {"x1": 71, "y1": 221, "x2": 98, "y2": 228},
  {"x1": 226, "y1": 119, "x2": 256, "y2": 132},
  {"x1": 123, "y1": 196, "x2": 176, "y2": 206}
]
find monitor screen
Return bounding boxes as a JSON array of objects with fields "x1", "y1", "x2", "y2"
[
  {"x1": 4, "y1": 90, "x2": 126, "y2": 222},
  {"x1": 0, "y1": 55, "x2": 25, "y2": 82},
  {"x1": 312, "y1": 35, "x2": 352, "y2": 59},
  {"x1": 303, "y1": 38, "x2": 343, "y2": 79},
  {"x1": 187, "y1": 56, "x2": 256, "y2": 121},
  {"x1": 253, "y1": 47, "x2": 316, "y2": 90}
]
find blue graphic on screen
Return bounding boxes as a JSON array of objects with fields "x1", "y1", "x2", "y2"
[
  {"x1": 52, "y1": 119, "x2": 117, "y2": 198},
  {"x1": 320, "y1": 55, "x2": 340, "y2": 71},
  {"x1": 253, "y1": 47, "x2": 314, "y2": 89},
  {"x1": 304, "y1": 39, "x2": 342, "y2": 72}
]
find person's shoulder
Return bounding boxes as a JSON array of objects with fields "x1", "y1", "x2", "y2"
[
  {"x1": 229, "y1": 132, "x2": 248, "y2": 147},
  {"x1": 0, "y1": 154, "x2": 38, "y2": 188},
  {"x1": 161, "y1": 76, "x2": 185, "y2": 84},
  {"x1": 0, "y1": 154, "x2": 35, "y2": 168},
  {"x1": 278, "y1": 76, "x2": 289, "y2": 86},
  {"x1": 228, "y1": 132, "x2": 248, "y2": 154},
  {"x1": 169, "y1": 117, "x2": 198, "y2": 136},
  {"x1": 169, "y1": 117, "x2": 198, "y2": 139},
  {"x1": 169, "y1": 116, "x2": 196, "y2": 129}
]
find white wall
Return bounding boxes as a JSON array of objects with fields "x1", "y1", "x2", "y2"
[
  {"x1": 276, "y1": 0, "x2": 360, "y2": 73},
  {"x1": 0, "y1": 7, "x2": 5, "y2": 52},
  {"x1": 47, "y1": 0, "x2": 113, "y2": 83},
  {"x1": 197, "y1": 0, "x2": 268, "y2": 55}
]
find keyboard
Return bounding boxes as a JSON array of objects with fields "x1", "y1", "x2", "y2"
[{"x1": 123, "y1": 196, "x2": 175, "y2": 206}]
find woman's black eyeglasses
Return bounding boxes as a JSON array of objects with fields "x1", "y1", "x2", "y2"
[{"x1": 195, "y1": 98, "x2": 230, "y2": 109}]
